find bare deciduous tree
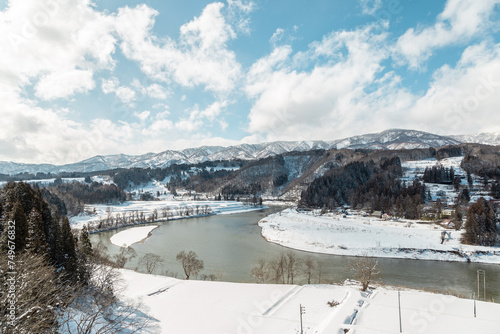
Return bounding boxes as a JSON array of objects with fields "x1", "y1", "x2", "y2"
[
  {"x1": 316, "y1": 261, "x2": 324, "y2": 284},
  {"x1": 350, "y1": 254, "x2": 380, "y2": 291},
  {"x1": 139, "y1": 253, "x2": 164, "y2": 274},
  {"x1": 113, "y1": 247, "x2": 137, "y2": 268},
  {"x1": 60, "y1": 264, "x2": 152, "y2": 333},
  {"x1": 285, "y1": 251, "x2": 299, "y2": 284},
  {"x1": 251, "y1": 259, "x2": 270, "y2": 283},
  {"x1": 0, "y1": 252, "x2": 74, "y2": 333},
  {"x1": 268, "y1": 254, "x2": 286, "y2": 283},
  {"x1": 176, "y1": 250, "x2": 204, "y2": 280},
  {"x1": 265, "y1": 252, "x2": 300, "y2": 284},
  {"x1": 303, "y1": 257, "x2": 316, "y2": 284}
]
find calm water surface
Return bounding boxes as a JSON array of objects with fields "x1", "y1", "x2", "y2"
[{"x1": 91, "y1": 206, "x2": 500, "y2": 302}]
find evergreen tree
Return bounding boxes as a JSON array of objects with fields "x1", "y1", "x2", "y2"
[
  {"x1": 467, "y1": 171, "x2": 473, "y2": 189},
  {"x1": 1, "y1": 201, "x2": 29, "y2": 251},
  {"x1": 463, "y1": 197, "x2": 497, "y2": 246},
  {"x1": 458, "y1": 187, "x2": 471, "y2": 204},
  {"x1": 79, "y1": 225, "x2": 93, "y2": 258},
  {"x1": 60, "y1": 216, "x2": 78, "y2": 280},
  {"x1": 25, "y1": 208, "x2": 48, "y2": 255},
  {"x1": 50, "y1": 209, "x2": 64, "y2": 265},
  {"x1": 490, "y1": 181, "x2": 500, "y2": 199}
]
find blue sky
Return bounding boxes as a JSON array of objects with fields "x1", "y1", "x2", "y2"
[{"x1": 1, "y1": 0, "x2": 500, "y2": 164}]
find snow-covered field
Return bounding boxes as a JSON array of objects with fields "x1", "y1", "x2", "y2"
[
  {"x1": 118, "y1": 269, "x2": 500, "y2": 334},
  {"x1": 110, "y1": 225, "x2": 159, "y2": 247},
  {"x1": 71, "y1": 199, "x2": 266, "y2": 229},
  {"x1": 259, "y1": 209, "x2": 500, "y2": 264},
  {"x1": 0, "y1": 177, "x2": 86, "y2": 187}
]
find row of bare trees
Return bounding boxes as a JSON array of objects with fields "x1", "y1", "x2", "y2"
[
  {"x1": 251, "y1": 252, "x2": 322, "y2": 285},
  {"x1": 251, "y1": 252, "x2": 380, "y2": 291},
  {"x1": 112, "y1": 247, "x2": 209, "y2": 281},
  {"x1": 87, "y1": 205, "x2": 213, "y2": 233}
]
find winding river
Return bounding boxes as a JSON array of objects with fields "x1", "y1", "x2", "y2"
[{"x1": 90, "y1": 206, "x2": 500, "y2": 302}]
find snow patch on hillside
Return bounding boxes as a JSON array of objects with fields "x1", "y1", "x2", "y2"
[{"x1": 401, "y1": 156, "x2": 492, "y2": 205}]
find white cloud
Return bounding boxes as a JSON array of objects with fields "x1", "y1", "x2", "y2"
[
  {"x1": 152, "y1": 102, "x2": 169, "y2": 111},
  {"x1": 408, "y1": 41, "x2": 500, "y2": 134},
  {"x1": 101, "y1": 77, "x2": 136, "y2": 104},
  {"x1": 246, "y1": 24, "x2": 390, "y2": 140},
  {"x1": 395, "y1": 0, "x2": 500, "y2": 69},
  {"x1": 148, "y1": 119, "x2": 173, "y2": 134},
  {"x1": 131, "y1": 79, "x2": 170, "y2": 100},
  {"x1": 145, "y1": 84, "x2": 169, "y2": 99},
  {"x1": 175, "y1": 100, "x2": 228, "y2": 132},
  {"x1": 175, "y1": 118, "x2": 201, "y2": 132},
  {"x1": 226, "y1": 0, "x2": 255, "y2": 35},
  {"x1": 101, "y1": 77, "x2": 119, "y2": 94},
  {"x1": 0, "y1": 87, "x2": 137, "y2": 164},
  {"x1": 114, "y1": 3, "x2": 242, "y2": 93},
  {"x1": 1, "y1": 0, "x2": 500, "y2": 165},
  {"x1": 115, "y1": 86, "x2": 136, "y2": 104},
  {"x1": 35, "y1": 69, "x2": 95, "y2": 100},
  {"x1": 246, "y1": 22, "x2": 500, "y2": 142},
  {"x1": 134, "y1": 110, "x2": 150, "y2": 122},
  {"x1": 270, "y1": 28, "x2": 284, "y2": 46},
  {"x1": 219, "y1": 119, "x2": 229, "y2": 131},
  {"x1": 0, "y1": 1, "x2": 246, "y2": 163},
  {"x1": 0, "y1": 0, "x2": 116, "y2": 97},
  {"x1": 359, "y1": 0, "x2": 383, "y2": 15}
]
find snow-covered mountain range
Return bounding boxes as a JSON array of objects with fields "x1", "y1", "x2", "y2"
[
  {"x1": 1, "y1": 129, "x2": 498, "y2": 175},
  {"x1": 451, "y1": 132, "x2": 500, "y2": 146}
]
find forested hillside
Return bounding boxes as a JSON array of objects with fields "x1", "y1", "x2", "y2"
[
  {"x1": 0, "y1": 182, "x2": 85, "y2": 331},
  {"x1": 0, "y1": 182, "x2": 145, "y2": 332}
]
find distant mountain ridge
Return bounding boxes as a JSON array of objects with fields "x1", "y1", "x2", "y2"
[
  {"x1": 451, "y1": 132, "x2": 500, "y2": 146},
  {"x1": 0, "y1": 129, "x2": 497, "y2": 175}
]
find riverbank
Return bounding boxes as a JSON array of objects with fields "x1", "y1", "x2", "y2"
[
  {"x1": 117, "y1": 269, "x2": 500, "y2": 334},
  {"x1": 258, "y1": 209, "x2": 500, "y2": 264},
  {"x1": 70, "y1": 199, "x2": 267, "y2": 232}
]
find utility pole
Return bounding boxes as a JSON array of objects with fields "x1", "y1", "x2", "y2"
[
  {"x1": 473, "y1": 293, "x2": 476, "y2": 318},
  {"x1": 398, "y1": 291, "x2": 403, "y2": 333},
  {"x1": 300, "y1": 304, "x2": 305, "y2": 334},
  {"x1": 477, "y1": 269, "x2": 486, "y2": 301}
]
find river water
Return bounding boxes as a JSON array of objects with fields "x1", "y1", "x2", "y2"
[{"x1": 90, "y1": 206, "x2": 500, "y2": 302}]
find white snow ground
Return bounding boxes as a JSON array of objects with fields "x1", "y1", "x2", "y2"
[
  {"x1": 117, "y1": 269, "x2": 500, "y2": 334},
  {"x1": 258, "y1": 209, "x2": 500, "y2": 264},
  {"x1": 110, "y1": 225, "x2": 159, "y2": 247},
  {"x1": 401, "y1": 156, "x2": 492, "y2": 205},
  {"x1": 71, "y1": 200, "x2": 266, "y2": 229}
]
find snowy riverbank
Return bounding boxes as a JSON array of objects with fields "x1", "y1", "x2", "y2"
[
  {"x1": 70, "y1": 200, "x2": 267, "y2": 230},
  {"x1": 117, "y1": 269, "x2": 500, "y2": 334},
  {"x1": 110, "y1": 225, "x2": 159, "y2": 247},
  {"x1": 258, "y1": 209, "x2": 500, "y2": 264}
]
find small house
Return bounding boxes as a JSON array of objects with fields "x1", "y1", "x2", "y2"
[
  {"x1": 440, "y1": 219, "x2": 455, "y2": 229},
  {"x1": 442, "y1": 209, "x2": 454, "y2": 217}
]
